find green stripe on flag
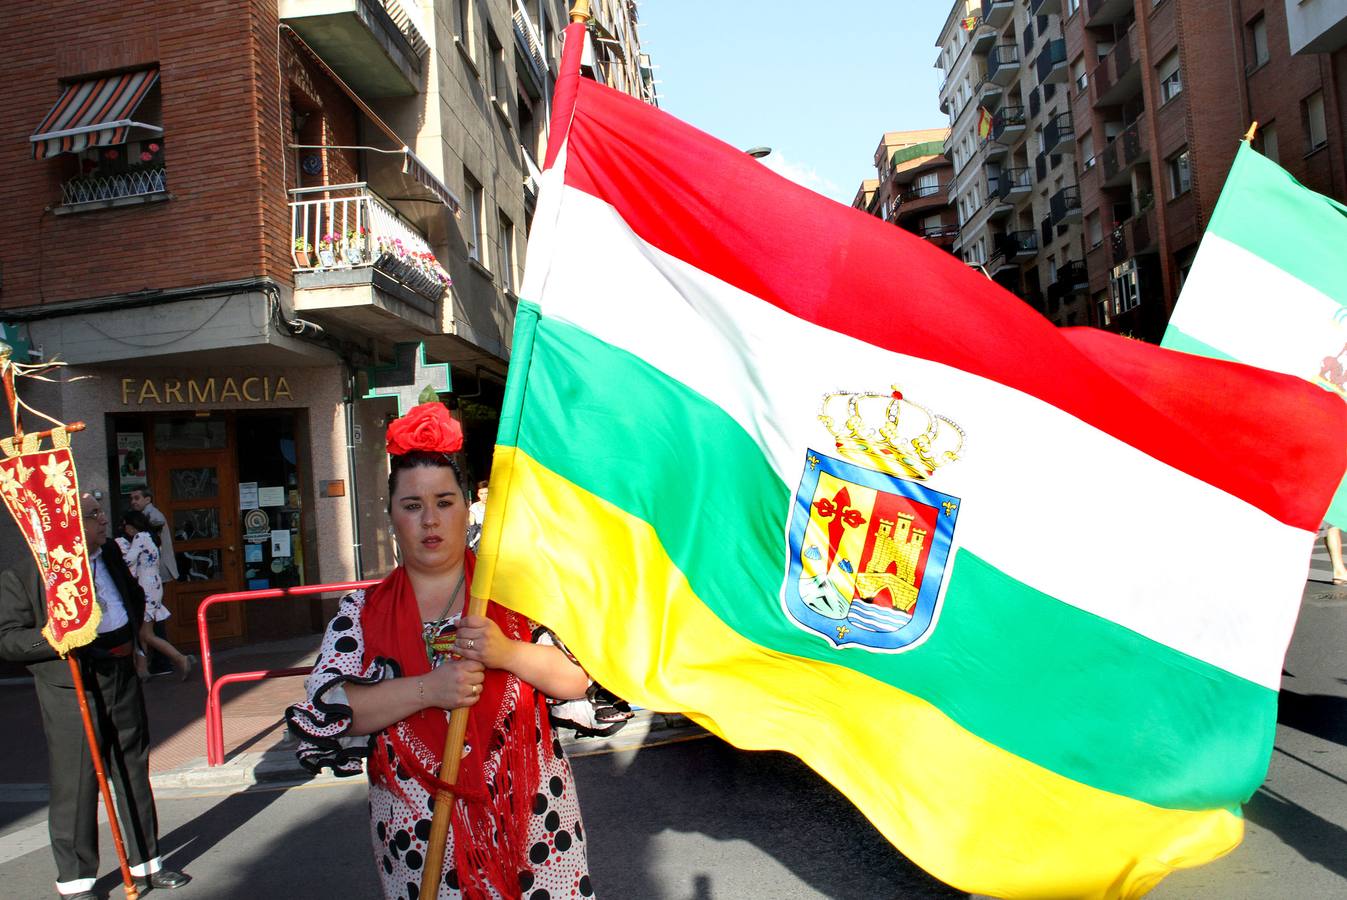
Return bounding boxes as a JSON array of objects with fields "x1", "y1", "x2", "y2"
[
  {"x1": 1159, "y1": 326, "x2": 1241, "y2": 363},
  {"x1": 506, "y1": 301, "x2": 1277, "y2": 811},
  {"x1": 1206, "y1": 144, "x2": 1347, "y2": 309}
]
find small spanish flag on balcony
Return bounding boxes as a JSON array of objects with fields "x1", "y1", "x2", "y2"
[
  {"x1": 961, "y1": 15, "x2": 979, "y2": 31},
  {"x1": 976, "y1": 106, "x2": 993, "y2": 140}
]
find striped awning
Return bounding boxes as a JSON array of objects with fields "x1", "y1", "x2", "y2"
[{"x1": 30, "y1": 68, "x2": 161, "y2": 159}]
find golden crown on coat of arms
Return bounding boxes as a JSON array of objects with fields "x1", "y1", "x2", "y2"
[{"x1": 818, "y1": 386, "x2": 965, "y2": 481}]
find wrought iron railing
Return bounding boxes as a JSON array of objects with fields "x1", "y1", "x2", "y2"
[
  {"x1": 289, "y1": 183, "x2": 449, "y2": 299},
  {"x1": 61, "y1": 167, "x2": 167, "y2": 205},
  {"x1": 997, "y1": 167, "x2": 1033, "y2": 201},
  {"x1": 988, "y1": 43, "x2": 1020, "y2": 82}
]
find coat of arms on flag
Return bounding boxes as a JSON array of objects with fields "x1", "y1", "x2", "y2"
[{"x1": 783, "y1": 386, "x2": 962, "y2": 651}]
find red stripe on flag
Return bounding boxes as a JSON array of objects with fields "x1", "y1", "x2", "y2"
[
  {"x1": 544, "y1": 22, "x2": 588, "y2": 170},
  {"x1": 545, "y1": 72, "x2": 1347, "y2": 530}
]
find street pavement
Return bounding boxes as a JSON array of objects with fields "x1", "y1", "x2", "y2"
[{"x1": 3, "y1": 551, "x2": 1347, "y2": 898}]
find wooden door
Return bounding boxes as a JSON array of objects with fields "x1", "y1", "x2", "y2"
[{"x1": 154, "y1": 445, "x2": 245, "y2": 646}]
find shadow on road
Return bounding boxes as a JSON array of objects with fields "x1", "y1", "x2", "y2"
[
  {"x1": 90, "y1": 786, "x2": 287, "y2": 898},
  {"x1": 577, "y1": 735, "x2": 964, "y2": 900},
  {"x1": 1278, "y1": 689, "x2": 1347, "y2": 747},
  {"x1": 1244, "y1": 785, "x2": 1347, "y2": 881}
]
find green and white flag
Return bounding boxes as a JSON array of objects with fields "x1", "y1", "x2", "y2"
[{"x1": 1164, "y1": 142, "x2": 1347, "y2": 525}]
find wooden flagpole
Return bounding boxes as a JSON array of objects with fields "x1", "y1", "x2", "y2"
[
  {"x1": 1244, "y1": 121, "x2": 1259, "y2": 142},
  {"x1": 419, "y1": 6, "x2": 593, "y2": 891},
  {"x1": 0, "y1": 342, "x2": 139, "y2": 900}
]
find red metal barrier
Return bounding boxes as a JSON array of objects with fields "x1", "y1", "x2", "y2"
[{"x1": 198, "y1": 579, "x2": 381, "y2": 766}]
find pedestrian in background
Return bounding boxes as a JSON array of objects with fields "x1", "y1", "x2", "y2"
[
  {"x1": 466, "y1": 478, "x2": 489, "y2": 552},
  {"x1": 117, "y1": 510, "x2": 196, "y2": 681},
  {"x1": 127, "y1": 487, "x2": 178, "y2": 583},
  {"x1": 0, "y1": 491, "x2": 189, "y2": 899},
  {"x1": 1327, "y1": 523, "x2": 1347, "y2": 584},
  {"x1": 128, "y1": 487, "x2": 178, "y2": 676}
]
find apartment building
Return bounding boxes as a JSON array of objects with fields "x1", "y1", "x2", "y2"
[
  {"x1": 0, "y1": 0, "x2": 653, "y2": 646},
  {"x1": 939, "y1": 0, "x2": 1088, "y2": 322},
  {"x1": 1066, "y1": 0, "x2": 1345, "y2": 340},
  {"x1": 853, "y1": 129, "x2": 959, "y2": 251},
  {"x1": 581, "y1": 0, "x2": 659, "y2": 104}
]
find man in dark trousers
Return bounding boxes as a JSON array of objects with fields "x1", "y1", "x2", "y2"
[{"x1": 0, "y1": 491, "x2": 189, "y2": 899}]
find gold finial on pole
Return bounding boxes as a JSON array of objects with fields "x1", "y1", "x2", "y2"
[
  {"x1": 1244, "y1": 121, "x2": 1259, "y2": 143},
  {"x1": 570, "y1": 0, "x2": 591, "y2": 23}
]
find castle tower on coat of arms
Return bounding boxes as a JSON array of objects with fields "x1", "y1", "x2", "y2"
[{"x1": 854, "y1": 514, "x2": 926, "y2": 613}]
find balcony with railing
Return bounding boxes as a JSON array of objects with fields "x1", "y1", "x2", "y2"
[
  {"x1": 1100, "y1": 120, "x2": 1147, "y2": 186},
  {"x1": 289, "y1": 183, "x2": 449, "y2": 335},
  {"x1": 988, "y1": 44, "x2": 1021, "y2": 86},
  {"x1": 971, "y1": 20, "x2": 996, "y2": 54},
  {"x1": 1047, "y1": 258, "x2": 1088, "y2": 309},
  {"x1": 280, "y1": 0, "x2": 428, "y2": 97},
  {"x1": 1086, "y1": 0, "x2": 1133, "y2": 26},
  {"x1": 1090, "y1": 28, "x2": 1141, "y2": 108},
  {"x1": 1035, "y1": 38, "x2": 1067, "y2": 84},
  {"x1": 59, "y1": 166, "x2": 168, "y2": 209},
  {"x1": 513, "y1": 1, "x2": 548, "y2": 97},
  {"x1": 978, "y1": 75, "x2": 1005, "y2": 108},
  {"x1": 992, "y1": 106, "x2": 1027, "y2": 144},
  {"x1": 982, "y1": 0, "x2": 1014, "y2": 28},
  {"x1": 997, "y1": 166, "x2": 1033, "y2": 202},
  {"x1": 1050, "y1": 184, "x2": 1082, "y2": 226},
  {"x1": 896, "y1": 181, "x2": 949, "y2": 217},
  {"x1": 996, "y1": 229, "x2": 1038, "y2": 261},
  {"x1": 914, "y1": 223, "x2": 960, "y2": 250},
  {"x1": 1045, "y1": 111, "x2": 1075, "y2": 154},
  {"x1": 1108, "y1": 205, "x2": 1156, "y2": 267}
]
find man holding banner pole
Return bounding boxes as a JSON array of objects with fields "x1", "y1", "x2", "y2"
[{"x1": 0, "y1": 491, "x2": 189, "y2": 898}]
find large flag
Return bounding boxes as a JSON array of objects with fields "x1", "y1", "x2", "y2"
[
  {"x1": 1163, "y1": 142, "x2": 1347, "y2": 526},
  {"x1": 476, "y1": 24, "x2": 1347, "y2": 900}
]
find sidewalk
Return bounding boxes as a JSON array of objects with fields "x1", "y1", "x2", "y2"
[{"x1": 0, "y1": 634, "x2": 697, "y2": 798}]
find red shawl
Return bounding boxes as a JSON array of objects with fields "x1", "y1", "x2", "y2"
[{"x1": 361, "y1": 559, "x2": 553, "y2": 898}]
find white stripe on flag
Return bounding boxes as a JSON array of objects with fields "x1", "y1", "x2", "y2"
[
  {"x1": 1167, "y1": 233, "x2": 1347, "y2": 378},
  {"x1": 524, "y1": 182, "x2": 1312, "y2": 689}
]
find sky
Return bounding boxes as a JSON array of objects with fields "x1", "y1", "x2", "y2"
[{"x1": 638, "y1": 1, "x2": 952, "y2": 204}]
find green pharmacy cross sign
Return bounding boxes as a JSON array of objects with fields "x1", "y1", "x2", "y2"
[{"x1": 363, "y1": 342, "x2": 452, "y2": 414}]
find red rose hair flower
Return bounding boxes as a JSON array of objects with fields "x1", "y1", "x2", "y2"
[{"x1": 385, "y1": 402, "x2": 463, "y2": 455}]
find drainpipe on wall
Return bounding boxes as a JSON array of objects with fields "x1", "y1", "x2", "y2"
[{"x1": 344, "y1": 362, "x2": 365, "y2": 580}]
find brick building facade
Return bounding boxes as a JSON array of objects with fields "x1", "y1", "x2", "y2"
[
  {"x1": 853, "y1": 129, "x2": 959, "y2": 253},
  {"x1": 1066, "y1": 0, "x2": 1346, "y2": 340},
  {"x1": 0, "y1": 0, "x2": 655, "y2": 647}
]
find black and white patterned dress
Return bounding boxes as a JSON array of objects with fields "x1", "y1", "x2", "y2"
[{"x1": 286, "y1": 590, "x2": 594, "y2": 900}]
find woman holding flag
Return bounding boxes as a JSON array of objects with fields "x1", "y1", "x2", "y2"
[{"x1": 286, "y1": 401, "x2": 597, "y2": 899}]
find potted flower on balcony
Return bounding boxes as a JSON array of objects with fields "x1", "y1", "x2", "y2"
[
  {"x1": 317, "y1": 233, "x2": 338, "y2": 268},
  {"x1": 292, "y1": 236, "x2": 314, "y2": 269},
  {"x1": 345, "y1": 226, "x2": 370, "y2": 265}
]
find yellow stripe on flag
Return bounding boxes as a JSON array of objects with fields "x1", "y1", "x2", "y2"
[{"x1": 474, "y1": 446, "x2": 1244, "y2": 900}]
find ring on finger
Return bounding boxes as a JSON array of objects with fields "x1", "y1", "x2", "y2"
[
  {"x1": 462, "y1": 638, "x2": 475, "y2": 650},
  {"x1": 472, "y1": 683, "x2": 481, "y2": 695}
]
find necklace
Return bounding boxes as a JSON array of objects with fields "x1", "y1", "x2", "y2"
[{"x1": 422, "y1": 568, "x2": 466, "y2": 665}]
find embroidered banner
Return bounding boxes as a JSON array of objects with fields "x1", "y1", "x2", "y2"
[{"x1": 0, "y1": 429, "x2": 99, "y2": 654}]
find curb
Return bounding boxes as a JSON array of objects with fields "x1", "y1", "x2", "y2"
[{"x1": 147, "y1": 710, "x2": 699, "y2": 796}]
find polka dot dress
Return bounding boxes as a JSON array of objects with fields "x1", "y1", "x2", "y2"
[{"x1": 287, "y1": 591, "x2": 595, "y2": 899}]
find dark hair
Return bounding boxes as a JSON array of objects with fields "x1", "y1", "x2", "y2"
[
  {"x1": 130, "y1": 487, "x2": 152, "y2": 499},
  {"x1": 476, "y1": 479, "x2": 490, "y2": 490},
  {"x1": 387, "y1": 451, "x2": 468, "y2": 511},
  {"x1": 121, "y1": 509, "x2": 159, "y2": 546}
]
